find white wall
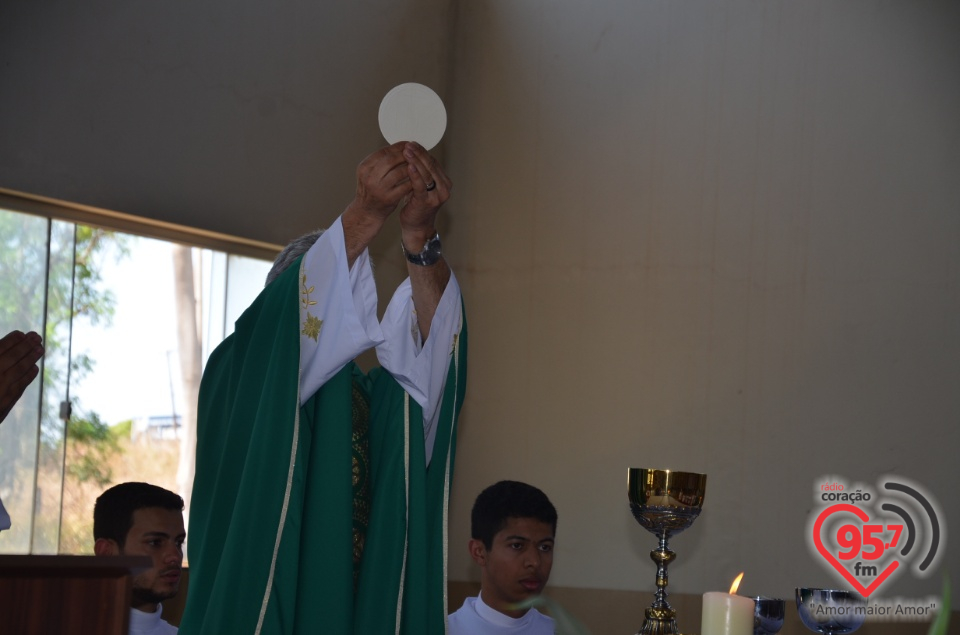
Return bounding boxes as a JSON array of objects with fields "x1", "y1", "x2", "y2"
[
  {"x1": 0, "y1": 0, "x2": 455, "y2": 245},
  {"x1": 444, "y1": 0, "x2": 960, "y2": 602}
]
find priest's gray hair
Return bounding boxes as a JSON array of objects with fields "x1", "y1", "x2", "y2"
[{"x1": 265, "y1": 229, "x2": 325, "y2": 286}]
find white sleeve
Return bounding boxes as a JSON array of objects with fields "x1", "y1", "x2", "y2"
[
  {"x1": 298, "y1": 216, "x2": 384, "y2": 405},
  {"x1": 376, "y1": 271, "x2": 462, "y2": 463}
]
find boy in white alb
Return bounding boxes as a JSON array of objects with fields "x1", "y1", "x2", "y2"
[
  {"x1": 448, "y1": 481, "x2": 558, "y2": 635},
  {"x1": 94, "y1": 482, "x2": 186, "y2": 635}
]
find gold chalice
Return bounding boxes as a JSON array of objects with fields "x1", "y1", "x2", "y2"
[{"x1": 628, "y1": 468, "x2": 707, "y2": 635}]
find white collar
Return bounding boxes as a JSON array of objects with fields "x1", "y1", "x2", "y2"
[
  {"x1": 129, "y1": 604, "x2": 164, "y2": 629},
  {"x1": 475, "y1": 592, "x2": 535, "y2": 626}
]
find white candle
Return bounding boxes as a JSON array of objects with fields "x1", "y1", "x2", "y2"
[{"x1": 701, "y1": 591, "x2": 754, "y2": 635}]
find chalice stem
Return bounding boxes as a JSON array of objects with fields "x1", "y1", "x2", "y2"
[
  {"x1": 638, "y1": 535, "x2": 679, "y2": 635},
  {"x1": 653, "y1": 535, "x2": 674, "y2": 609}
]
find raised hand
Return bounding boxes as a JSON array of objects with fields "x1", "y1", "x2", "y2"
[
  {"x1": 341, "y1": 142, "x2": 417, "y2": 266},
  {"x1": 0, "y1": 330, "x2": 44, "y2": 423},
  {"x1": 398, "y1": 142, "x2": 452, "y2": 240},
  {"x1": 394, "y1": 143, "x2": 452, "y2": 342},
  {"x1": 353, "y1": 142, "x2": 414, "y2": 221}
]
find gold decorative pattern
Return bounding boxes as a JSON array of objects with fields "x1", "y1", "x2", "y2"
[
  {"x1": 300, "y1": 273, "x2": 322, "y2": 341},
  {"x1": 300, "y1": 273, "x2": 317, "y2": 309},
  {"x1": 301, "y1": 314, "x2": 322, "y2": 341},
  {"x1": 351, "y1": 380, "x2": 371, "y2": 587}
]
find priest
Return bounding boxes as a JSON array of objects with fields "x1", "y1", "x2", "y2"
[{"x1": 180, "y1": 141, "x2": 467, "y2": 635}]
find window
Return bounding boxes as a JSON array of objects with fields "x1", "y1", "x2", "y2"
[{"x1": 0, "y1": 191, "x2": 278, "y2": 555}]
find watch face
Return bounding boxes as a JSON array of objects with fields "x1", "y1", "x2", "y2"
[
  {"x1": 424, "y1": 235, "x2": 442, "y2": 256},
  {"x1": 405, "y1": 233, "x2": 441, "y2": 266}
]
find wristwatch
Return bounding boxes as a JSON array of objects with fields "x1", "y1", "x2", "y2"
[{"x1": 401, "y1": 231, "x2": 442, "y2": 266}]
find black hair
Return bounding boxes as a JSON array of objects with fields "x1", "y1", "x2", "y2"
[
  {"x1": 93, "y1": 482, "x2": 184, "y2": 548},
  {"x1": 470, "y1": 480, "x2": 558, "y2": 549}
]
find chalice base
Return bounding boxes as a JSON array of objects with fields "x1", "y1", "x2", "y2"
[{"x1": 637, "y1": 606, "x2": 684, "y2": 635}]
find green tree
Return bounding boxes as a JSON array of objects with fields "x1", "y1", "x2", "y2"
[{"x1": 0, "y1": 210, "x2": 128, "y2": 552}]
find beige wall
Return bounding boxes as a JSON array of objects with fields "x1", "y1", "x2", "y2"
[
  {"x1": 2, "y1": 0, "x2": 958, "y2": 619},
  {"x1": 443, "y1": 0, "x2": 959, "y2": 607}
]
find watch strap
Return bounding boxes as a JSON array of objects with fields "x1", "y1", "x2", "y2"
[{"x1": 401, "y1": 231, "x2": 442, "y2": 266}]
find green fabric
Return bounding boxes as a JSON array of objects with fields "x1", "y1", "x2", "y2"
[{"x1": 180, "y1": 256, "x2": 467, "y2": 634}]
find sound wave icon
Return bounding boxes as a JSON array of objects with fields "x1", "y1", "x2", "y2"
[{"x1": 881, "y1": 480, "x2": 941, "y2": 573}]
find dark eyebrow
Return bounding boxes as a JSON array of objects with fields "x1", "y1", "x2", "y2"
[{"x1": 503, "y1": 535, "x2": 555, "y2": 544}]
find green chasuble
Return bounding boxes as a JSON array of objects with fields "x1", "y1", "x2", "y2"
[{"x1": 180, "y1": 256, "x2": 467, "y2": 634}]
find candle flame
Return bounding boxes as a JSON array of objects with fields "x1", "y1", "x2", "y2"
[{"x1": 728, "y1": 572, "x2": 744, "y2": 595}]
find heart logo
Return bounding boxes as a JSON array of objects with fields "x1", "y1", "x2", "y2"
[{"x1": 813, "y1": 504, "x2": 899, "y2": 597}]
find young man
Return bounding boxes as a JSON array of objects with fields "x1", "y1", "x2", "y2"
[
  {"x1": 448, "y1": 481, "x2": 558, "y2": 634},
  {"x1": 93, "y1": 482, "x2": 186, "y2": 635}
]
